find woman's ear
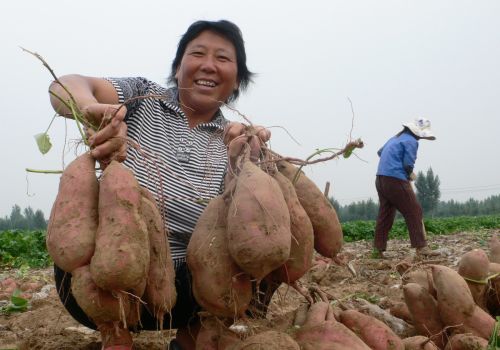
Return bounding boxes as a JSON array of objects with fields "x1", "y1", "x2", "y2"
[{"x1": 234, "y1": 80, "x2": 240, "y2": 91}]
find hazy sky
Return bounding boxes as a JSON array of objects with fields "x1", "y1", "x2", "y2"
[{"x1": 2, "y1": 0, "x2": 500, "y2": 217}]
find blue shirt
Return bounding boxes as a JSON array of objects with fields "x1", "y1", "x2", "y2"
[{"x1": 376, "y1": 131, "x2": 419, "y2": 181}]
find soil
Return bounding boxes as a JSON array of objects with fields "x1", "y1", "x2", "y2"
[{"x1": 0, "y1": 229, "x2": 497, "y2": 350}]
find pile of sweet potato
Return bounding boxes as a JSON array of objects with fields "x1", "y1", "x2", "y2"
[
  {"x1": 46, "y1": 153, "x2": 176, "y2": 330},
  {"x1": 191, "y1": 241, "x2": 500, "y2": 350},
  {"x1": 395, "y1": 242, "x2": 500, "y2": 349},
  {"x1": 194, "y1": 293, "x2": 408, "y2": 350},
  {"x1": 186, "y1": 134, "x2": 344, "y2": 319}
]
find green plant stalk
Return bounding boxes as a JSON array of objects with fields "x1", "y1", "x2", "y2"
[
  {"x1": 463, "y1": 272, "x2": 500, "y2": 285},
  {"x1": 44, "y1": 115, "x2": 57, "y2": 134},
  {"x1": 69, "y1": 102, "x2": 89, "y2": 145},
  {"x1": 25, "y1": 169, "x2": 63, "y2": 174},
  {"x1": 488, "y1": 316, "x2": 500, "y2": 349}
]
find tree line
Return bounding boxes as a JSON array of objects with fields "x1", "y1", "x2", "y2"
[
  {"x1": 2, "y1": 167, "x2": 498, "y2": 228},
  {"x1": 331, "y1": 168, "x2": 500, "y2": 222},
  {"x1": 0, "y1": 205, "x2": 47, "y2": 230}
]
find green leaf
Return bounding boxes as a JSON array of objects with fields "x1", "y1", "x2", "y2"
[
  {"x1": 11, "y1": 290, "x2": 28, "y2": 308},
  {"x1": 34, "y1": 132, "x2": 52, "y2": 154},
  {"x1": 343, "y1": 144, "x2": 356, "y2": 159},
  {"x1": 343, "y1": 148, "x2": 353, "y2": 158},
  {"x1": 0, "y1": 289, "x2": 28, "y2": 315}
]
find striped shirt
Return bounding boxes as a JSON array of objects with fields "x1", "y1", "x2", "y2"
[{"x1": 107, "y1": 77, "x2": 228, "y2": 268}]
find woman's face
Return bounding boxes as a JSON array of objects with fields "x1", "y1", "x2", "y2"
[{"x1": 175, "y1": 30, "x2": 239, "y2": 118}]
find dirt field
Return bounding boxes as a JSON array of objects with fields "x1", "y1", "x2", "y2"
[{"x1": 0, "y1": 229, "x2": 497, "y2": 350}]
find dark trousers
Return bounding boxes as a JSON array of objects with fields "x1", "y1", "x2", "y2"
[{"x1": 374, "y1": 175, "x2": 427, "y2": 251}]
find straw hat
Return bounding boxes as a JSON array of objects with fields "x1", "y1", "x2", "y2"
[{"x1": 403, "y1": 117, "x2": 436, "y2": 140}]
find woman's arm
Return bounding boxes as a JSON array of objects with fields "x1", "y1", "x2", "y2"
[
  {"x1": 402, "y1": 139, "x2": 418, "y2": 179},
  {"x1": 48, "y1": 74, "x2": 127, "y2": 162},
  {"x1": 49, "y1": 75, "x2": 119, "y2": 123}
]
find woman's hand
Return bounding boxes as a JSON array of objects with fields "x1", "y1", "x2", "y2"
[
  {"x1": 223, "y1": 122, "x2": 271, "y2": 160},
  {"x1": 223, "y1": 122, "x2": 271, "y2": 183},
  {"x1": 83, "y1": 103, "x2": 128, "y2": 165},
  {"x1": 223, "y1": 122, "x2": 271, "y2": 146}
]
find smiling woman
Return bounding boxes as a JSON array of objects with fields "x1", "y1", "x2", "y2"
[
  {"x1": 46, "y1": 19, "x2": 267, "y2": 350},
  {"x1": 174, "y1": 31, "x2": 239, "y2": 127}
]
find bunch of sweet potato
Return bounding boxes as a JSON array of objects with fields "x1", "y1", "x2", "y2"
[
  {"x1": 187, "y1": 134, "x2": 343, "y2": 319},
  {"x1": 195, "y1": 298, "x2": 406, "y2": 350},
  {"x1": 396, "y1": 244, "x2": 500, "y2": 349},
  {"x1": 46, "y1": 154, "x2": 176, "y2": 329}
]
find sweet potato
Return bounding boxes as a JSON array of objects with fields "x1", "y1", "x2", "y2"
[
  {"x1": 402, "y1": 283, "x2": 445, "y2": 349},
  {"x1": 140, "y1": 192, "x2": 177, "y2": 323},
  {"x1": 432, "y1": 264, "x2": 494, "y2": 339},
  {"x1": 458, "y1": 248, "x2": 489, "y2": 310},
  {"x1": 90, "y1": 161, "x2": 149, "y2": 294},
  {"x1": 230, "y1": 330, "x2": 300, "y2": 350},
  {"x1": 71, "y1": 265, "x2": 132, "y2": 326},
  {"x1": 389, "y1": 302, "x2": 413, "y2": 325},
  {"x1": 464, "y1": 305, "x2": 495, "y2": 340},
  {"x1": 402, "y1": 336, "x2": 439, "y2": 350},
  {"x1": 487, "y1": 262, "x2": 500, "y2": 315},
  {"x1": 270, "y1": 171, "x2": 314, "y2": 283},
  {"x1": 195, "y1": 316, "x2": 241, "y2": 350},
  {"x1": 401, "y1": 268, "x2": 436, "y2": 298},
  {"x1": 432, "y1": 264, "x2": 474, "y2": 325},
  {"x1": 277, "y1": 160, "x2": 342, "y2": 258},
  {"x1": 46, "y1": 152, "x2": 98, "y2": 272},
  {"x1": 227, "y1": 159, "x2": 291, "y2": 281},
  {"x1": 353, "y1": 298, "x2": 413, "y2": 338},
  {"x1": 489, "y1": 234, "x2": 500, "y2": 264},
  {"x1": 444, "y1": 333, "x2": 488, "y2": 350},
  {"x1": 339, "y1": 309, "x2": 404, "y2": 350},
  {"x1": 294, "y1": 302, "x2": 371, "y2": 350},
  {"x1": 188, "y1": 195, "x2": 252, "y2": 317}
]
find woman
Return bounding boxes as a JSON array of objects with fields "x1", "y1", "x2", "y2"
[
  {"x1": 373, "y1": 117, "x2": 439, "y2": 259},
  {"x1": 49, "y1": 20, "x2": 269, "y2": 350}
]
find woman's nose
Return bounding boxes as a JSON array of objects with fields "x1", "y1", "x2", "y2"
[{"x1": 200, "y1": 55, "x2": 217, "y2": 72}]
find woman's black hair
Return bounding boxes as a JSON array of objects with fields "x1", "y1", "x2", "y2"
[{"x1": 168, "y1": 19, "x2": 254, "y2": 102}]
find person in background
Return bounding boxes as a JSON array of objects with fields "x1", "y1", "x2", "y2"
[
  {"x1": 48, "y1": 19, "x2": 269, "y2": 350},
  {"x1": 372, "y1": 117, "x2": 439, "y2": 259}
]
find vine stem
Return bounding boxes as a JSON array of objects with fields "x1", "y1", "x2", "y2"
[{"x1": 25, "y1": 168, "x2": 63, "y2": 174}]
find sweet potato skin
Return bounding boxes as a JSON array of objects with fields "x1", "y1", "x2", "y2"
[
  {"x1": 47, "y1": 153, "x2": 98, "y2": 272},
  {"x1": 432, "y1": 264, "x2": 494, "y2": 339},
  {"x1": 188, "y1": 195, "x2": 252, "y2": 317},
  {"x1": 389, "y1": 302, "x2": 412, "y2": 325},
  {"x1": 339, "y1": 309, "x2": 404, "y2": 350},
  {"x1": 402, "y1": 283, "x2": 445, "y2": 349},
  {"x1": 402, "y1": 336, "x2": 439, "y2": 350},
  {"x1": 270, "y1": 171, "x2": 314, "y2": 283},
  {"x1": 227, "y1": 160, "x2": 291, "y2": 281},
  {"x1": 140, "y1": 193, "x2": 177, "y2": 321},
  {"x1": 294, "y1": 302, "x2": 371, "y2": 350},
  {"x1": 71, "y1": 265, "x2": 131, "y2": 325},
  {"x1": 489, "y1": 234, "x2": 500, "y2": 264},
  {"x1": 277, "y1": 160, "x2": 342, "y2": 258},
  {"x1": 231, "y1": 331, "x2": 300, "y2": 350},
  {"x1": 444, "y1": 333, "x2": 488, "y2": 350},
  {"x1": 90, "y1": 161, "x2": 149, "y2": 293},
  {"x1": 458, "y1": 248, "x2": 489, "y2": 310},
  {"x1": 487, "y1": 262, "x2": 500, "y2": 315},
  {"x1": 195, "y1": 316, "x2": 240, "y2": 350}
]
